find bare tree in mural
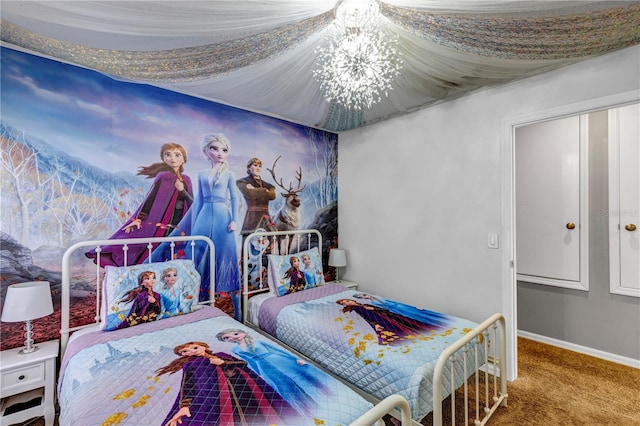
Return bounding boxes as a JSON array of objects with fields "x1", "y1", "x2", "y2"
[
  {"x1": 306, "y1": 128, "x2": 337, "y2": 209},
  {"x1": 0, "y1": 130, "x2": 55, "y2": 245},
  {"x1": 89, "y1": 181, "x2": 148, "y2": 238},
  {"x1": 44, "y1": 158, "x2": 108, "y2": 245}
]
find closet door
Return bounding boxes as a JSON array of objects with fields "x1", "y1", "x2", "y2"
[
  {"x1": 609, "y1": 103, "x2": 640, "y2": 297},
  {"x1": 515, "y1": 115, "x2": 589, "y2": 290}
]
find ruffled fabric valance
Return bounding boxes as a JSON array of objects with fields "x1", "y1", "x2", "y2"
[{"x1": 2, "y1": 1, "x2": 639, "y2": 132}]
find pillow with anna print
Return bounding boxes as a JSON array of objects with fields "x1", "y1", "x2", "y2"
[
  {"x1": 267, "y1": 247, "x2": 325, "y2": 297},
  {"x1": 101, "y1": 259, "x2": 201, "y2": 331}
]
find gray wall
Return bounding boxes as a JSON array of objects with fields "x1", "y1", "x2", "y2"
[
  {"x1": 518, "y1": 110, "x2": 640, "y2": 360},
  {"x1": 338, "y1": 45, "x2": 640, "y2": 376}
]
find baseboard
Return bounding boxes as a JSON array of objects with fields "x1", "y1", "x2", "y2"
[{"x1": 518, "y1": 330, "x2": 640, "y2": 369}]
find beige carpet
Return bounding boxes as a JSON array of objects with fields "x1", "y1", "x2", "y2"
[
  {"x1": 422, "y1": 337, "x2": 640, "y2": 426},
  {"x1": 488, "y1": 337, "x2": 640, "y2": 426},
  {"x1": 14, "y1": 337, "x2": 640, "y2": 426}
]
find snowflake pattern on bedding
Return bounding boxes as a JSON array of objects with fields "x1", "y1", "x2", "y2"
[{"x1": 59, "y1": 309, "x2": 373, "y2": 425}]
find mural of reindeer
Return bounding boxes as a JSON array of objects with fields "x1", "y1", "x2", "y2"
[{"x1": 267, "y1": 155, "x2": 307, "y2": 254}]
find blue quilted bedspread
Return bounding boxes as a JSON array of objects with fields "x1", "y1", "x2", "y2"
[
  {"x1": 258, "y1": 285, "x2": 483, "y2": 421},
  {"x1": 58, "y1": 306, "x2": 373, "y2": 425}
]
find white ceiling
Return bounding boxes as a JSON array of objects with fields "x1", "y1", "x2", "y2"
[{"x1": 2, "y1": 1, "x2": 639, "y2": 132}]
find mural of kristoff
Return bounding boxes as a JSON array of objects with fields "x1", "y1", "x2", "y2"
[{"x1": 236, "y1": 157, "x2": 276, "y2": 238}]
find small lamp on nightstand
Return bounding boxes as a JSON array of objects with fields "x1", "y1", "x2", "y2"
[
  {"x1": 328, "y1": 248, "x2": 347, "y2": 283},
  {"x1": 1, "y1": 281, "x2": 54, "y2": 355}
]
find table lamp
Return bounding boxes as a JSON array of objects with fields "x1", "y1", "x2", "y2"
[
  {"x1": 1, "y1": 281, "x2": 54, "y2": 354},
  {"x1": 328, "y1": 248, "x2": 347, "y2": 283}
]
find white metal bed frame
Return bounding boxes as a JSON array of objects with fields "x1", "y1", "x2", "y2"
[
  {"x1": 59, "y1": 233, "x2": 411, "y2": 425},
  {"x1": 353, "y1": 394, "x2": 413, "y2": 425},
  {"x1": 242, "y1": 228, "x2": 508, "y2": 426},
  {"x1": 60, "y1": 235, "x2": 215, "y2": 355}
]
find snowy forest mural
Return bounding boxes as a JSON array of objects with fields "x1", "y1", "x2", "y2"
[{"x1": 0, "y1": 47, "x2": 339, "y2": 349}]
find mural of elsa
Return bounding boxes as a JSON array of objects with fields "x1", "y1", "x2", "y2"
[
  {"x1": 153, "y1": 133, "x2": 241, "y2": 321},
  {"x1": 216, "y1": 328, "x2": 331, "y2": 416}
]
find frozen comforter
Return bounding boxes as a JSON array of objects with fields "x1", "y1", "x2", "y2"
[
  {"x1": 256, "y1": 284, "x2": 483, "y2": 421},
  {"x1": 58, "y1": 306, "x2": 373, "y2": 425}
]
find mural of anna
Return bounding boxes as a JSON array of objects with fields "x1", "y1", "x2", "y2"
[{"x1": 86, "y1": 143, "x2": 193, "y2": 267}]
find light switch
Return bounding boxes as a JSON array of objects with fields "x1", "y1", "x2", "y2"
[{"x1": 488, "y1": 233, "x2": 499, "y2": 249}]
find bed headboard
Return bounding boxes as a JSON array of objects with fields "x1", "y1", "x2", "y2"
[
  {"x1": 60, "y1": 235, "x2": 215, "y2": 354},
  {"x1": 241, "y1": 228, "x2": 322, "y2": 321}
]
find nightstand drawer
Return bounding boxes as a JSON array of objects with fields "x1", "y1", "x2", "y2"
[{"x1": 1, "y1": 363, "x2": 45, "y2": 393}]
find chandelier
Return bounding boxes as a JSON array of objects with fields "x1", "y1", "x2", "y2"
[{"x1": 313, "y1": 0, "x2": 402, "y2": 110}]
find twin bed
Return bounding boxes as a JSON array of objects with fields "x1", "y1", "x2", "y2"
[
  {"x1": 241, "y1": 229, "x2": 508, "y2": 426},
  {"x1": 58, "y1": 231, "x2": 507, "y2": 426}
]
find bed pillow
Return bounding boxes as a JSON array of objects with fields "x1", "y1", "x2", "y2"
[
  {"x1": 101, "y1": 259, "x2": 201, "y2": 331},
  {"x1": 267, "y1": 247, "x2": 325, "y2": 297}
]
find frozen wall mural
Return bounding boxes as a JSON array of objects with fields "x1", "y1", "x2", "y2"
[{"x1": 0, "y1": 47, "x2": 338, "y2": 349}]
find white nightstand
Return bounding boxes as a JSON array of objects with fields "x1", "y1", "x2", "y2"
[
  {"x1": 0, "y1": 339, "x2": 59, "y2": 426},
  {"x1": 328, "y1": 280, "x2": 358, "y2": 289}
]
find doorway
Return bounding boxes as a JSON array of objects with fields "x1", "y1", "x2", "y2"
[{"x1": 501, "y1": 90, "x2": 640, "y2": 381}]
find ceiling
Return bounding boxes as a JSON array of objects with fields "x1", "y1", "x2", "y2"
[{"x1": 2, "y1": 1, "x2": 640, "y2": 133}]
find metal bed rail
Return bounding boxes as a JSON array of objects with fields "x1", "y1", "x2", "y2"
[
  {"x1": 350, "y1": 394, "x2": 413, "y2": 426},
  {"x1": 432, "y1": 313, "x2": 508, "y2": 426},
  {"x1": 60, "y1": 235, "x2": 215, "y2": 355}
]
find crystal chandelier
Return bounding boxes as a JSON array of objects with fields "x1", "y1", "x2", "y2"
[{"x1": 313, "y1": 0, "x2": 402, "y2": 110}]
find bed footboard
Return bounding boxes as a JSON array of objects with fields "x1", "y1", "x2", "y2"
[
  {"x1": 350, "y1": 394, "x2": 413, "y2": 426},
  {"x1": 432, "y1": 313, "x2": 508, "y2": 426}
]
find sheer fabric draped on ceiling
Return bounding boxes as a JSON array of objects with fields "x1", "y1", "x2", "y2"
[{"x1": 2, "y1": 0, "x2": 639, "y2": 131}]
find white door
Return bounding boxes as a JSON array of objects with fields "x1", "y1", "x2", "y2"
[
  {"x1": 609, "y1": 103, "x2": 640, "y2": 297},
  {"x1": 515, "y1": 115, "x2": 589, "y2": 290}
]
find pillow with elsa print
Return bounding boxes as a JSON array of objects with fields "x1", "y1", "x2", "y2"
[
  {"x1": 267, "y1": 247, "x2": 325, "y2": 297},
  {"x1": 101, "y1": 259, "x2": 201, "y2": 331}
]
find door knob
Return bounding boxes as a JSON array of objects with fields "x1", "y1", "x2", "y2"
[
  {"x1": 625, "y1": 223, "x2": 637, "y2": 232},
  {"x1": 566, "y1": 222, "x2": 576, "y2": 230}
]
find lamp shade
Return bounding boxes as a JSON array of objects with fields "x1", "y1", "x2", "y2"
[
  {"x1": 1, "y1": 281, "x2": 54, "y2": 323},
  {"x1": 328, "y1": 249, "x2": 347, "y2": 268}
]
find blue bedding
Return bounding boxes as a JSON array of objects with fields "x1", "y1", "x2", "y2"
[
  {"x1": 257, "y1": 285, "x2": 483, "y2": 421},
  {"x1": 58, "y1": 306, "x2": 373, "y2": 425}
]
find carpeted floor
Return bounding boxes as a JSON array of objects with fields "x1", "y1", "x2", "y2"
[
  {"x1": 12, "y1": 337, "x2": 640, "y2": 426},
  {"x1": 423, "y1": 337, "x2": 640, "y2": 425},
  {"x1": 487, "y1": 337, "x2": 640, "y2": 426}
]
